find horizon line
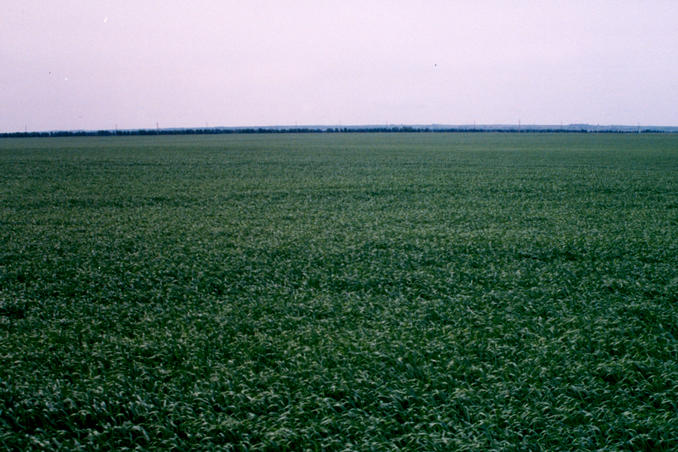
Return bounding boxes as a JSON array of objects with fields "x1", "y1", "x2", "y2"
[{"x1": 4, "y1": 122, "x2": 678, "y2": 136}]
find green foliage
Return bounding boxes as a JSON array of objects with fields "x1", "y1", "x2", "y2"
[{"x1": 1, "y1": 133, "x2": 677, "y2": 450}]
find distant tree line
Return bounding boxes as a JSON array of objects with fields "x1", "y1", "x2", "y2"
[{"x1": 1, "y1": 126, "x2": 673, "y2": 138}]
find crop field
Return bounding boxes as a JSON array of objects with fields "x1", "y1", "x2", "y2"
[{"x1": 1, "y1": 133, "x2": 677, "y2": 450}]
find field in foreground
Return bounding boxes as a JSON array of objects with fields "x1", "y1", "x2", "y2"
[{"x1": 1, "y1": 133, "x2": 677, "y2": 450}]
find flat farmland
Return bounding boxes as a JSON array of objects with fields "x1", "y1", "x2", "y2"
[{"x1": 1, "y1": 133, "x2": 677, "y2": 450}]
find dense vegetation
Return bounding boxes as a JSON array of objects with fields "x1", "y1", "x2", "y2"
[{"x1": 1, "y1": 133, "x2": 677, "y2": 450}]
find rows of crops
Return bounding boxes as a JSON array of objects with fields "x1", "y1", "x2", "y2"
[{"x1": 1, "y1": 133, "x2": 677, "y2": 449}]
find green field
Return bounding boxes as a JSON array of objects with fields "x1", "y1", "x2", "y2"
[{"x1": 1, "y1": 133, "x2": 677, "y2": 450}]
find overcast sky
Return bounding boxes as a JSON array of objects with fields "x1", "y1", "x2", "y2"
[{"x1": 2, "y1": 0, "x2": 677, "y2": 132}]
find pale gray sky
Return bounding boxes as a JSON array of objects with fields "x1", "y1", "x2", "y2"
[{"x1": 2, "y1": 0, "x2": 677, "y2": 132}]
